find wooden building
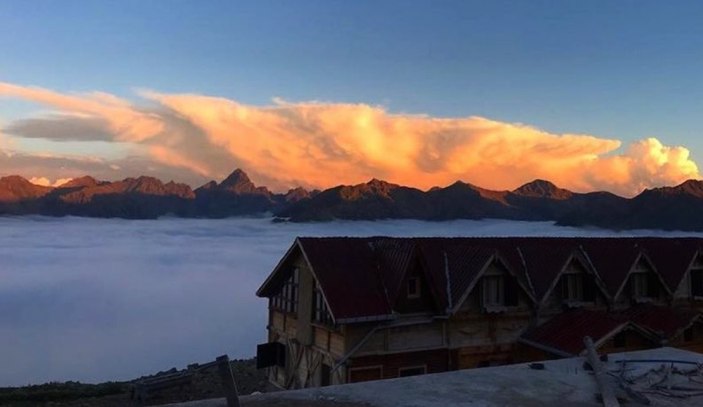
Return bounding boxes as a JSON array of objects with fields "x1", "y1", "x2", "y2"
[{"x1": 256, "y1": 237, "x2": 703, "y2": 389}]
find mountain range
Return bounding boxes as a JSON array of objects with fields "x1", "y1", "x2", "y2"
[{"x1": 1, "y1": 169, "x2": 703, "y2": 231}]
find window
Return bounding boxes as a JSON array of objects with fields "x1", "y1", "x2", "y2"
[
  {"x1": 398, "y1": 365, "x2": 426, "y2": 377},
  {"x1": 313, "y1": 280, "x2": 333, "y2": 325},
  {"x1": 613, "y1": 332, "x2": 627, "y2": 348},
  {"x1": 482, "y1": 275, "x2": 504, "y2": 307},
  {"x1": 691, "y1": 268, "x2": 703, "y2": 297},
  {"x1": 629, "y1": 260, "x2": 661, "y2": 301},
  {"x1": 561, "y1": 273, "x2": 584, "y2": 301},
  {"x1": 480, "y1": 270, "x2": 519, "y2": 309},
  {"x1": 684, "y1": 326, "x2": 694, "y2": 342},
  {"x1": 272, "y1": 268, "x2": 299, "y2": 314},
  {"x1": 407, "y1": 276, "x2": 421, "y2": 298},
  {"x1": 630, "y1": 272, "x2": 648, "y2": 299},
  {"x1": 629, "y1": 270, "x2": 660, "y2": 301}
]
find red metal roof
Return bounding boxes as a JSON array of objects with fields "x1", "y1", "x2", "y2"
[
  {"x1": 370, "y1": 238, "x2": 416, "y2": 304},
  {"x1": 521, "y1": 305, "x2": 702, "y2": 355},
  {"x1": 521, "y1": 309, "x2": 629, "y2": 355},
  {"x1": 257, "y1": 237, "x2": 703, "y2": 323},
  {"x1": 515, "y1": 240, "x2": 579, "y2": 301},
  {"x1": 297, "y1": 237, "x2": 393, "y2": 322},
  {"x1": 578, "y1": 239, "x2": 643, "y2": 296},
  {"x1": 639, "y1": 238, "x2": 703, "y2": 291},
  {"x1": 621, "y1": 304, "x2": 700, "y2": 338}
]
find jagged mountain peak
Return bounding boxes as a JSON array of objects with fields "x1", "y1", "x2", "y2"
[
  {"x1": 58, "y1": 176, "x2": 100, "y2": 188},
  {"x1": 669, "y1": 179, "x2": 703, "y2": 197},
  {"x1": 335, "y1": 178, "x2": 403, "y2": 199},
  {"x1": 0, "y1": 175, "x2": 52, "y2": 202},
  {"x1": 1, "y1": 175, "x2": 34, "y2": 185},
  {"x1": 640, "y1": 179, "x2": 703, "y2": 198},
  {"x1": 365, "y1": 178, "x2": 400, "y2": 191},
  {"x1": 513, "y1": 179, "x2": 573, "y2": 200},
  {"x1": 215, "y1": 168, "x2": 273, "y2": 196},
  {"x1": 197, "y1": 180, "x2": 219, "y2": 191},
  {"x1": 220, "y1": 169, "x2": 252, "y2": 187}
]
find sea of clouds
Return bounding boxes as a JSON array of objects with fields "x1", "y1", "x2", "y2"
[{"x1": 1, "y1": 216, "x2": 701, "y2": 386}]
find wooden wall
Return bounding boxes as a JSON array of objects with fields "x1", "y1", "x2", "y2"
[{"x1": 348, "y1": 349, "x2": 449, "y2": 382}]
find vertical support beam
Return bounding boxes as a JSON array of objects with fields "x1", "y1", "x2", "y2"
[
  {"x1": 216, "y1": 355, "x2": 240, "y2": 407},
  {"x1": 583, "y1": 336, "x2": 619, "y2": 407}
]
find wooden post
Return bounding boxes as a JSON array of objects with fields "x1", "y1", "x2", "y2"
[
  {"x1": 216, "y1": 355, "x2": 240, "y2": 407},
  {"x1": 583, "y1": 336, "x2": 619, "y2": 407}
]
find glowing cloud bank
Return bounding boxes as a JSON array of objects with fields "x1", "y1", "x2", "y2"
[{"x1": 1, "y1": 82, "x2": 699, "y2": 196}]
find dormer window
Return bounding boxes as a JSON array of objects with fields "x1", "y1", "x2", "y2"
[
  {"x1": 630, "y1": 272, "x2": 649, "y2": 299},
  {"x1": 561, "y1": 273, "x2": 584, "y2": 302},
  {"x1": 480, "y1": 264, "x2": 519, "y2": 311},
  {"x1": 407, "y1": 276, "x2": 421, "y2": 299},
  {"x1": 482, "y1": 275, "x2": 504, "y2": 307},
  {"x1": 559, "y1": 260, "x2": 596, "y2": 305},
  {"x1": 691, "y1": 263, "x2": 703, "y2": 298},
  {"x1": 628, "y1": 263, "x2": 659, "y2": 302}
]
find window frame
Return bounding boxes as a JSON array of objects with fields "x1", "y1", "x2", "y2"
[
  {"x1": 561, "y1": 272, "x2": 584, "y2": 302},
  {"x1": 312, "y1": 279, "x2": 333, "y2": 325},
  {"x1": 630, "y1": 271, "x2": 649, "y2": 299},
  {"x1": 271, "y1": 267, "x2": 300, "y2": 314},
  {"x1": 482, "y1": 274, "x2": 505, "y2": 309}
]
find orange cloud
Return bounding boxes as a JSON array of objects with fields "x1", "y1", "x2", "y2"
[
  {"x1": 147, "y1": 145, "x2": 211, "y2": 178},
  {"x1": 147, "y1": 92, "x2": 699, "y2": 195},
  {"x1": 1, "y1": 82, "x2": 700, "y2": 196}
]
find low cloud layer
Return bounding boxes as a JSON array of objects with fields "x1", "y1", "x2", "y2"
[
  {"x1": 1, "y1": 82, "x2": 699, "y2": 196},
  {"x1": 0, "y1": 216, "x2": 697, "y2": 385}
]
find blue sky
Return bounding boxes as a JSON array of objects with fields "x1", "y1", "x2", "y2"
[{"x1": 1, "y1": 1, "x2": 702, "y2": 193}]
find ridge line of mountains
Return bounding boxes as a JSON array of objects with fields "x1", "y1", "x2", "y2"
[{"x1": 1, "y1": 168, "x2": 703, "y2": 231}]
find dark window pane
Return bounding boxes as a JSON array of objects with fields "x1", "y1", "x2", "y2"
[
  {"x1": 692, "y1": 270, "x2": 703, "y2": 297},
  {"x1": 504, "y1": 276, "x2": 518, "y2": 306}
]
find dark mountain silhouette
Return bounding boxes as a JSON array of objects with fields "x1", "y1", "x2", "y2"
[
  {"x1": 562, "y1": 180, "x2": 703, "y2": 231},
  {"x1": 1, "y1": 168, "x2": 703, "y2": 230},
  {"x1": 277, "y1": 179, "x2": 429, "y2": 221},
  {"x1": 193, "y1": 169, "x2": 278, "y2": 218}
]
